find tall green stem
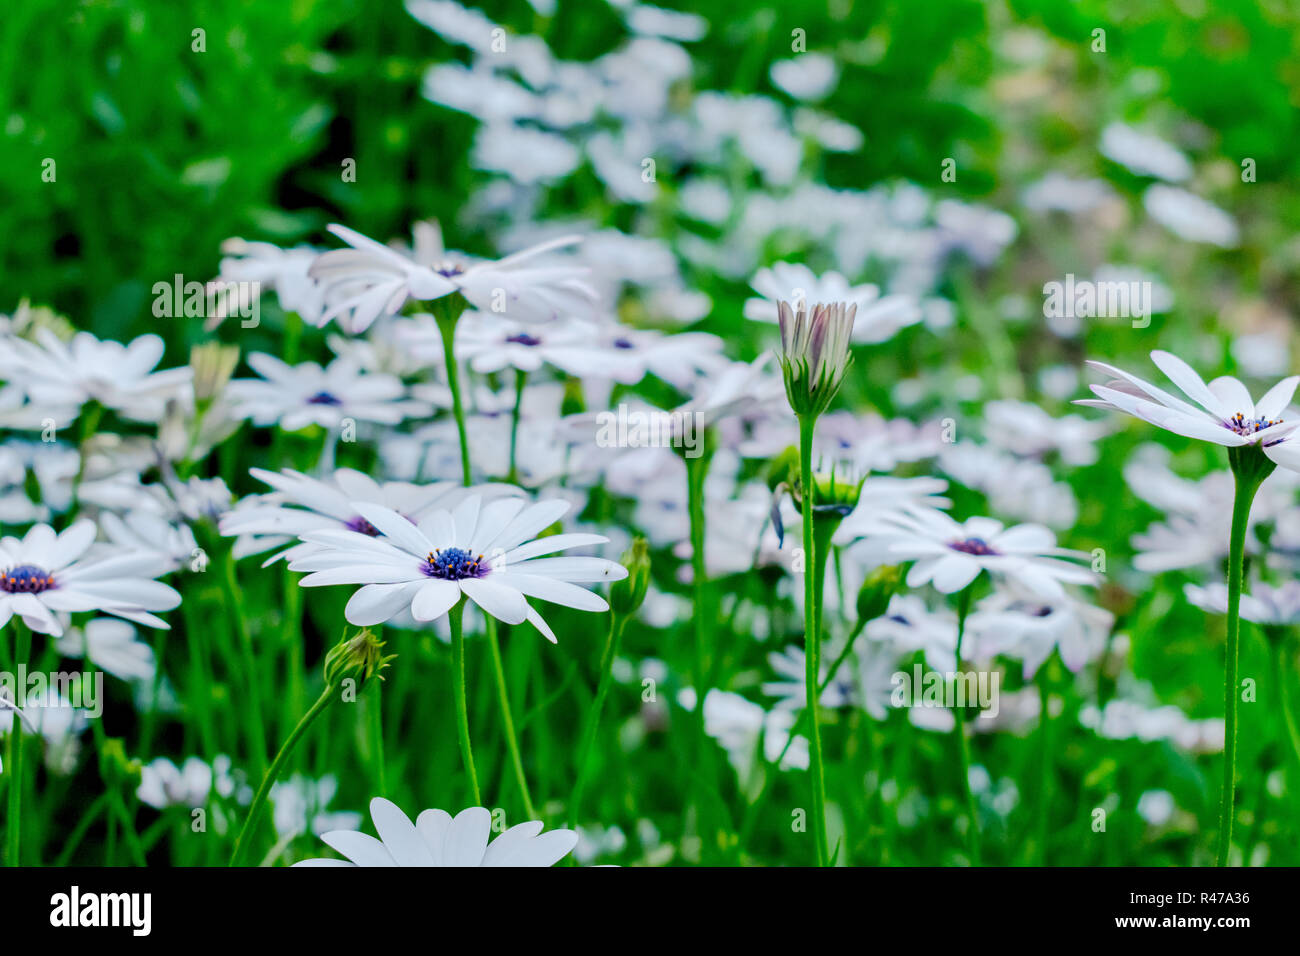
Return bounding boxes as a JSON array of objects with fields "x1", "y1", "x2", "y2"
[
  {"x1": 434, "y1": 300, "x2": 472, "y2": 487},
  {"x1": 449, "y1": 602, "x2": 481, "y2": 804},
  {"x1": 952, "y1": 585, "x2": 981, "y2": 865},
  {"x1": 569, "y1": 610, "x2": 627, "y2": 827},
  {"x1": 5, "y1": 621, "x2": 31, "y2": 866},
  {"x1": 508, "y1": 368, "x2": 526, "y2": 484},
  {"x1": 230, "y1": 684, "x2": 336, "y2": 866},
  {"x1": 798, "y1": 414, "x2": 829, "y2": 866},
  {"x1": 367, "y1": 678, "x2": 387, "y2": 798},
  {"x1": 685, "y1": 446, "x2": 716, "y2": 856},
  {"x1": 223, "y1": 548, "x2": 268, "y2": 778},
  {"x1": 487, "y1": 618, "x2": 535, "y2": 818},
  {"x1": 1219, "y1": 446, "x2": 1273, "y2": 866}
]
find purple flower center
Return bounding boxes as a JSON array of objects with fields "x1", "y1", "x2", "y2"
[
  {"x1": 434, "y1": 263, "x2": 466, "y2": 278},
  {"x1": 346, "y1": 515, "x2": 382, "y2": 537},
  {"x1": 307, "y1": 391, "x2": 343, "y2": 406},
  {"x1": 506, "y1": 333, "x2": 542, "y2": 347},
  {"x1": 423, "y1": 547, "x2": 490, "y2": 581},
  {"x1": 1, "y1": 565, "x2": 55, "y2": 594},
  {"x1": 1224, "y1": 412, "x2": 1281, "y2": 437},
  {"x1": 612, "y1": 338, "x2": 635, "y2": 349},
  {"x1": 948, "y1": 537, "x2": 998, "y2": 556}
]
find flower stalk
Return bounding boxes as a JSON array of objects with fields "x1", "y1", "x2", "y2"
[{"x1": 1218, "y1": 444, "x2": 1276, "y2": 865}]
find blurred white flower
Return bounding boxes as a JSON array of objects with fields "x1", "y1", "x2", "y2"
[
  {"x1": 1143, "y1": 185, "x2": 1239, "y2": 247},
  {"x1": 1099, "y1": 123, "x2": 1192, "y2": 182}
]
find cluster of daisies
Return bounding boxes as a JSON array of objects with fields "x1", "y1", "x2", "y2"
[{"x1": 1, "y1": 0, "x2": 1293, "y2": 869}]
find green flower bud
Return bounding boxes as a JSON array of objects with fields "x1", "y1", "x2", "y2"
[
  {"x1": 856, "y1": 564, "x2": 902, "y2": 626},
  {"x1": 610, "y1": 537, "x2": 650, "y2": 616},
  {"x1": 324, "y1": 629, "x2": 396, "y2": 692}
]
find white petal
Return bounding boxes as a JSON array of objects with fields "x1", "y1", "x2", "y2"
[
  {"x1": 344, "y1": 583, "x2": 416, "y2": 626},
  {"x1": 410, "y1": 580, "x2": 461, "y2": 622},
  {"x1": 459, "y1": 577, "x2": 529, "y2": 625},
  {"x1": 442, "y1": 807, "x2": 492, "y2": 866},
  {"x1": 320, "y1": 830, "x2": 397, "y2": 867},
  {"x1": 369, "y1": 798, "x2": 436, "y2": 867}
]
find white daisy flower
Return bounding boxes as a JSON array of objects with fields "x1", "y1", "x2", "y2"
[
  {"x1": 0, "y1": 330, "x2": 192, "y2": 422},
  {"x1": 219, "y1": 467, "x2": 512, "y2": 565},
  {"x1": 1099, "y1": 122, "x2": 1192, "y2": 182},
  {"x1": 137, "y1": 756, "x2": 216, "y2": 810},
  {"x1": 288, "y1": 495, "x2": 627, "y2": 641},
  {"x1": 970, "y1": 584, "x2": 1113, "y2": 678},
  {"x1": 309, "y1": 222, "x2": 597, "y2": 333},
  {"x1": 1184, "y1": 580, "x2": 1300, "y2": 626},
  {"x1": 294, "y1": 797, "x2": 579, "y2": 867},
  {"x1": 0, "y1": 522, "x2": 181, "y2": 636},
  {"x1": 1142, "y1": 185, "x2": 1239, "y2": 248},
  {"x1": 860, "y1": 506, "x2": 1095, "y2": 598},
  {"x1": 226, "y1": 354, "x2": 431, "y2": 432},
  {"x1": 1077, "y1": 350, "x2": 1300, "y2": 469},
  {"x1": 744, "y1": 261, "x2": 921, "y2": 344}
]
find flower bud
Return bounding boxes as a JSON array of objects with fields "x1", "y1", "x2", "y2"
[
  {"x1": 776, "y1": 299, "x2": 857, "y2": 418},
  {"x1": 856, "y1": 564, "x2": 902, "y2": 626},
  {"x1": 610, "y1": 537, "x2": 650, "y2": 617},
  {"x1": 191, "y1": 341, "x2": 240, "y2": 405},
  {"x1": 324, "y1": 629, "x2": 395, "y2": 692}
]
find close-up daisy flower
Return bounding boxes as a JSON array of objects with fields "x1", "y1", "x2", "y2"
[
  {"x1": 288, "y1": 495, "x2": 627, "y2": 639},
  {"x1": 1078, "y1": 350, "x2": 1300, "y2": 468}
]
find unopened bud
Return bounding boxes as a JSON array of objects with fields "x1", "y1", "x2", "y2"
[
  {"x1": 610, "y1": 537, "x2": 650, "y2": 616},
  {"x1": 324, "y1": 629, "x2": 395, "y2": 692},
  {"x1": 856, "y1": 564, "x2": 902, "y2": 625},
  {"x1": 191, "y1": 341, "x2": 240, "y2": 404}
]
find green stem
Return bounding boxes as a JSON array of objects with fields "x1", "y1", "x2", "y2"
[
  {"x1": 367, "y1": 679, "x2": 387, "y2": 798},
  {"x1": 223, "y1": 549, "x2": 268, "y2": 778},
  {"x1": 230, "y1": 684, "x2": 336, "y2": 866},
  {"x1": 1218, "y1": 447, "x2": 1271, "y2": 866},
  {"x1": 798, "y1": 414, "x2": 829, "y2": 866},
  {"x1": 1035, "y1": 664, "x2": 1053, "y2": 865},
  {"x1": 952, "y1": 585, "x2": 981, "y2": 865},
  {"x1": 449, "y1": 602, "x2": 481, "y2": 804},
  {"x1": 569, "y1": 611, "x2": 627, "y2": 827},
  {"x1": 486, "y1": 617, "x2": 535, "y2": 818},
  {"x1": 740, "y1": 618, "x2": 864, "y2": 849},
  {"x1": 434, "y1": 303, "x2": 472, "y2": 487},
  {"x1": 5, "y1": 621, "x2": 31, "y2": 866},
  {"x1": 508, "y1": 368, "x2": 526, "y2": 484},
  {"x1": 685, "y1": 446, "x2": 716, "y2": 857}
]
